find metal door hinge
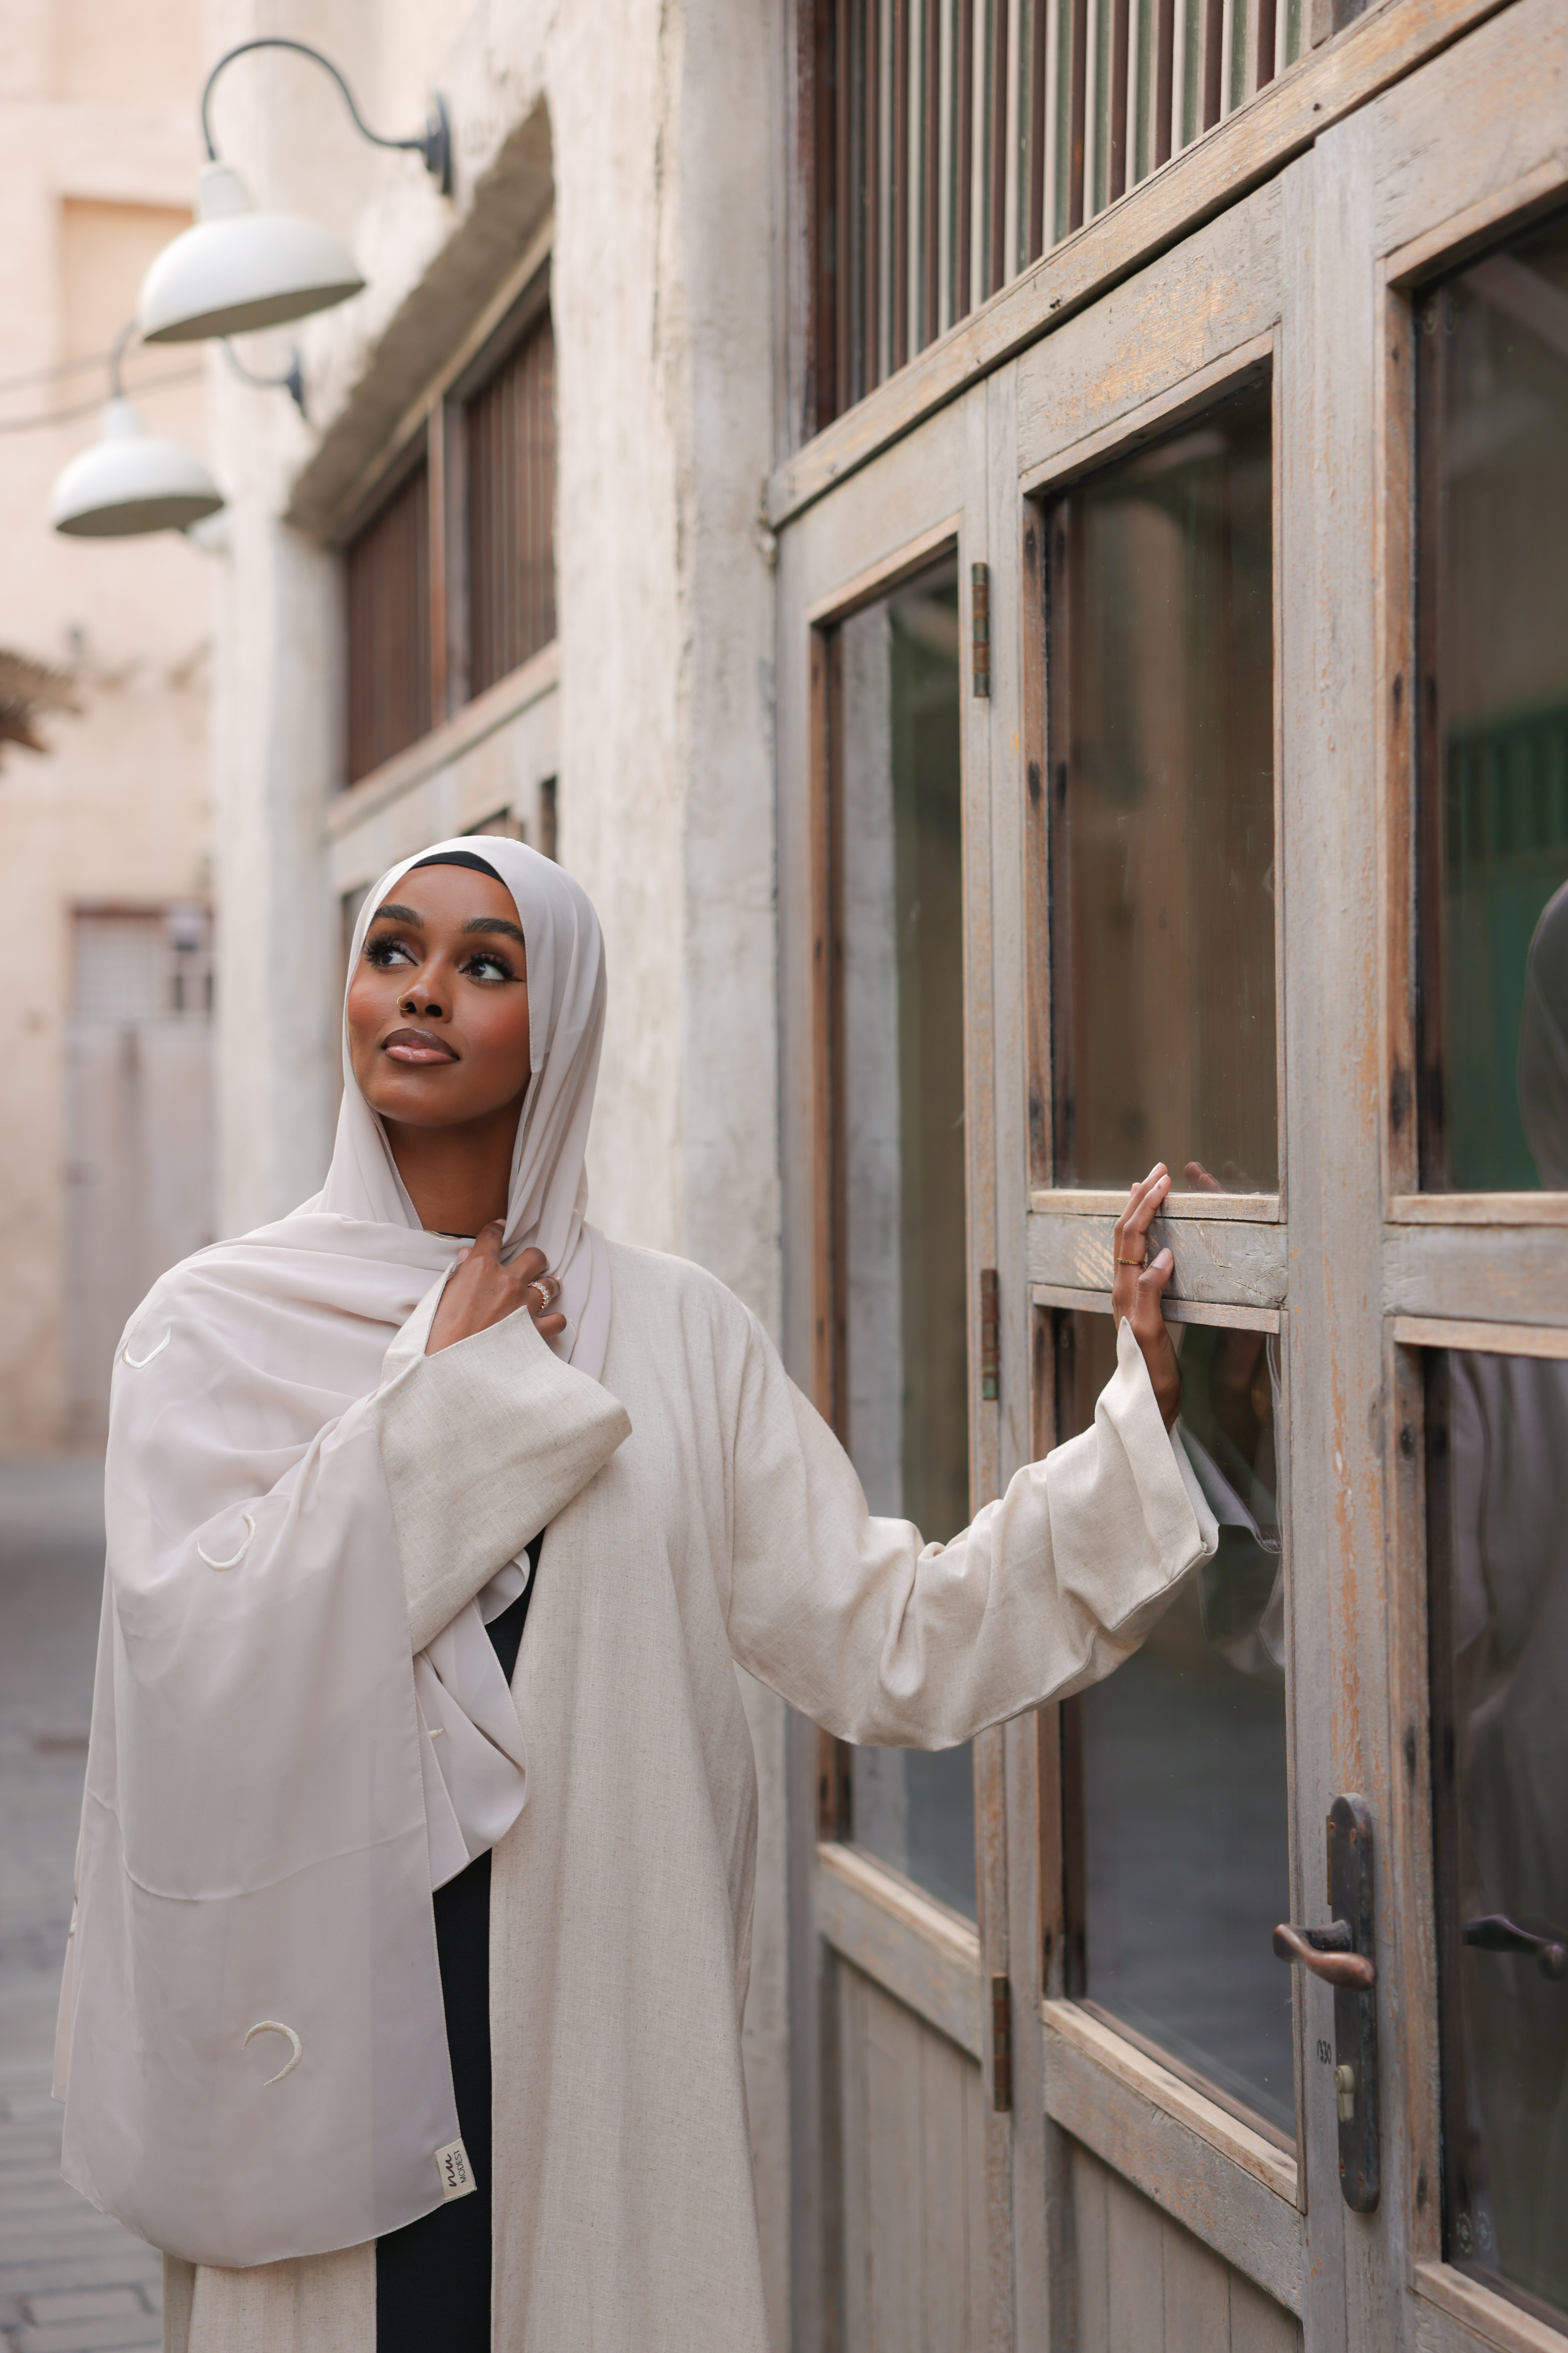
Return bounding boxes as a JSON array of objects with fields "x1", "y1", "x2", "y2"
[
  {"x1": 971, "y1": 563, "x2": 990, "y2": 697},
  {"x1": 980, "y1": 1268, "x2": 999, "y2": 1401},
  {"x1": 990, "y1": 1973, "x2": 1012, "y2": 2111}
]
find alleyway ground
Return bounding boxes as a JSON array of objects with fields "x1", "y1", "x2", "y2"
[{"x1": 0, "y1": 1462, "x2": 161, "y2": 2352}]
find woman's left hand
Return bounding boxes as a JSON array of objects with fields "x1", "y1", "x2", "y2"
[{"x1": 1111, "y1": 1165, "x2": 1182, "y2": 1429}]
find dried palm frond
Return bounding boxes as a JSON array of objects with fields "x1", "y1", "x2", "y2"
[{"x1": 0, "y1": 649, "x2": 82, "y2": 766}]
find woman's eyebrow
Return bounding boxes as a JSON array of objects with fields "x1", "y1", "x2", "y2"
[
  {"x1": 462, "y1": 916, "x2": 527, "y2": 949},
  {"x1": 369, "y1": 902, "x2": 422, "y2": 927}
]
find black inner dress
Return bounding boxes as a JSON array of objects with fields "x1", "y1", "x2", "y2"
[{"x1": 376, "y1": 1529, "x2": 544, "y2": 2351}]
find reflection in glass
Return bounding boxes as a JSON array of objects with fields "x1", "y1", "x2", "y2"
[
  {"x1": 1428, "y1": 1347, "x2": 1568, "y2": 2325},
  {"x1": 1047, "y1": 379, "x2": 1276, "y2": 1194},
  {"x1": 1418, "y1": 206, "x2": 1568, "y2": 1191},
  {"x1": 1059, "y1": 1311, "x2": 1293, "y2": 2134},
  {"x1": 833, "y1": 563, "x2": 975, "y2": 1922}
]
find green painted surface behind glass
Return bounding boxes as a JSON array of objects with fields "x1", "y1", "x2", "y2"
[{"x1": 1421, "y1": 209, "x2": 1568, "y2": 1190}]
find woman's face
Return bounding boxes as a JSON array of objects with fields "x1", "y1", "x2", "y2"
[{"x1": 346, "y1": 866, "x2": 532, "y2": 1131}]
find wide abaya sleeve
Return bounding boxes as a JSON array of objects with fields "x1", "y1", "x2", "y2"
[
  {"x1": 723, "y1": 1313, "x2": 1218, "y2": 1746},
  {"x1": 62, "y1": 1263, "x2": 627, "y2": 2275},
  {"x1": 371, "y1": 1286, "x2": 632, "y2": 1652}
]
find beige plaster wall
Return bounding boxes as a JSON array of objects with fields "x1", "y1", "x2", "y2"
[{"x1": 0, "y1": 0, "x2": 213, "y2": 1453}]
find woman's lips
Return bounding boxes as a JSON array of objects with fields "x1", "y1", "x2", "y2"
[{"x1": 382, "y1": 1025, "x2": 459, "y2": 1066}]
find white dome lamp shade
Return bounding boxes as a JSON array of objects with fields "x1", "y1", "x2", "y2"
[
  {"x1": 49, "y1": 327, "x2": 224, "y2": 538},
  {"x1": 138, "y1": 165, "x2": 365, "y2": 345},
  {"x1": 138, "y1": 37, "x2": 451, "y2": 347}
]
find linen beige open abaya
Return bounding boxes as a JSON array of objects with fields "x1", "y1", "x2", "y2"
[
  {"x1": 61, "y1": 839, "x2": 1217, "y2": 2353},
  {"x1": 163, "y1": 1254, "x2": 1213, "y2": 2352}
]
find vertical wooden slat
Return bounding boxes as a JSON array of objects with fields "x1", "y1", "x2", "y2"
[
  {"x1": 958, "y1": 0, "x2": 975, "y2": 316},
  {"x1": 1256, "y1": 0, "x2": 1278, "y2": 89},
  {"x1": 811, "y1": 622, "x2": 843, "y2": 1426},
  {"x1": 1202, "y1": 0, "x2": 1225, "y2": 127},
  {"x1": 865, "y1": 0, "x2": 883, "y2": 394},
  {"x1": 1154, "y1": 0, "x2": 1175, "y2": 163},
  {"x1": 1221, "y1": 0, "x2": 1239, "y2": 116},
  {"x1": 937, "y1": 0, "x2": 954, "y2": 330},
  {"x1": 1083, "y1": 0, "x2": 1102, "y2": 218},
  {"x1": 835, "y1": 0, "x2": 854, "y2": 415},
  {"x1": 892, "y1": 0, "x2": 911, "y2": 368},
  {"x1": 923, "y1": 0, "x2": 942, "y2": 344},
  {"x1": 1002, "y1": 0, "x2": 1022, "y2": 286},
  {"x1": 1108, "y1": 0, "x2": 1131, "y2": 197},
  {"x1": 1126, "y1": 0, "x2": 1144, "y2": 188},
  {"x1": 427, "y1": 411, "x2": 447, "y2": 721},
  {"x1": 1027, "y1": 0, "x2": 1049, "y2": 256},
  {"x1": 1068, "y1": 0, "x2": 1089, "y2": 228},
  {"x1": 988, "y1": 0, "x2": 1010, "y2": 292},
  {"x1": 1073, "y1": 2144, "x2": 1112, "y2": 2353},
  {"x1": 1105, "y1": 2169, "x2": 1167, "y2": 2348},
  {"x1": 810, "y1": 0, "x2": 839, "y2": 432}
]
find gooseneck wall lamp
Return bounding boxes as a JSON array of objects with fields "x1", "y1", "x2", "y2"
[
  {"x1": 49, "y1": 323, "x2": 225, "y2": 539},
  {"x1": 138, "y1": 38, "x2": 452, "y2": 345}
]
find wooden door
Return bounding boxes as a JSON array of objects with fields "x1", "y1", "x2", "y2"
[
  {"x1": 776, "y1": 387, "x2": 1011, "y2": 2351},
  {"x1": 999, "y1": 170, "x2": 1307, "y2": 2353},
  {"x1": 777, "y1": 8, "x2": 1568, "y2": 2345},
  {"x1": 65, "y1": 908, "x2": 215, "y2": 1446}
]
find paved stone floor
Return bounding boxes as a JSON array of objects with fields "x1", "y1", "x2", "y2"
[{"x1": 0, "y1": 1462, "x2": 161, "y2": 2353}]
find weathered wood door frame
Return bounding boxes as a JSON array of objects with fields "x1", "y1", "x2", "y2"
[
  {"x1": 998, "y1": 171, "x2": 1312, "y2": 2349},
  {"x1": 1304, "y1": 7, "x2": 1568, "y2": 2351},
  {"x1": 776, "y1": 384, "x2": 1017, "y2": 2348}
]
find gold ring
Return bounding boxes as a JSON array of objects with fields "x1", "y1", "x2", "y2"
[{"x1": 1116, "y1": 1254, "x2": 1146, "y2": 1268}]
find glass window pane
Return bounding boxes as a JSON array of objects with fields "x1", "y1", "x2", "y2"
[
  {"x1": 1427, "y1": 1346, "x2": 1568, "y2": 2325},
  {"x1": 1047, "y1": 379, "x2": 1277, "y2": 1193},
  {"x1": 833, "y1": 562, "x2": 976, "y2": 1922},
  {"x1": 1059, "y1": 1310, "x2": 1294, "y2": 2135},
  {"x1": 1417, "y1": 206, "x2": 1568, "y2": 1191}
]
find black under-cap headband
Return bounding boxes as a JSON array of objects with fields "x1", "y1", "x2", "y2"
[{"x1": 408, "y1": 849, "x2": 506, "y2": 883}]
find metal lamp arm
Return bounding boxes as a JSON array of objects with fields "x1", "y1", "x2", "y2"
[
  {"x1": 107, "y1": 319, "x2": 137, "y2": 400},
  {"x1": 222, "y1": 341, "x2": 307, "y2": 420},
  {"x1": 198, "y1": 38, "x2": 451, "y2": 196}
]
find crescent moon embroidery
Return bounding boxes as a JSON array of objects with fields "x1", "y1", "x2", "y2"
[
  {"x1": 123, "y1": 1328, "x2": 171, "y2": 1369},
  {"x1": 244, "y1": 2020, "x2": 303, "y2": 2085},
  {"x1": 197, "y1": 1513, "x2": 256, "y2": 1571}
]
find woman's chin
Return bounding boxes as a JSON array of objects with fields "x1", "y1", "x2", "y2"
[{"x1": 362, "y1": 1081, "x2": 465, "y2": 1130}]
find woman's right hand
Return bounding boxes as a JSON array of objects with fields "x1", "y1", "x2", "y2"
[{"x1": 426, "y1": 1221, "x2": 568, "y2": 1355}]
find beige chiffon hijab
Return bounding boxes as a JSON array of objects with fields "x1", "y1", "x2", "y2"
[
  {"x1": 319, "y1": 838, "x2": 612, "y2": 1380},
  {"x1": 57, "y1": 840, "x2": 613, "y2": 2269}
]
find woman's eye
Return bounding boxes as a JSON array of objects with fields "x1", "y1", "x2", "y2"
[
  {"x1": 365, "y1": 934, "x2": 416, "y2": 968},
  {"x1": 464, "y1": 952, "x2": 514, "y2": 983}
]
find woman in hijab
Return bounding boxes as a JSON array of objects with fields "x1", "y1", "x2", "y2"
[{"x1": 58, "y1": 839, "x2": 1213, "y2": 2353}]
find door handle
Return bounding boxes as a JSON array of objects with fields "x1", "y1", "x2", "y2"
[
  {"x1": 1463, "y1": 1914, "x2": 1568, "y2": 1980},
  {"x1": 1272, "y1": 1794, "x2": 1380, "y2": 2211},
  {"x1": 1271, "y1": 1922, "x2": 1375, "y2": 1990}
]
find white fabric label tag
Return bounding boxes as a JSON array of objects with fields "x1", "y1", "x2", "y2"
[{"x1": 437, "y1": 2138, "x2": 474, "y2": 2201}]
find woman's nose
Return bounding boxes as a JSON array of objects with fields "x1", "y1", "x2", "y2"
[{"x1": 400, "y1": 974, "x2": 446, "y2": 1018}]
